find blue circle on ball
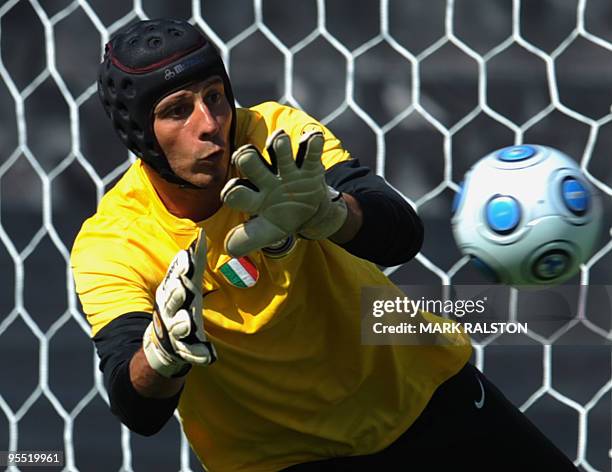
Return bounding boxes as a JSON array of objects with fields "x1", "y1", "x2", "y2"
[
  {"x1": 532, "y1": 250, "x2": 570, "y2": 280},
  {"x1": 497, "y1": 145, "x2": 537, "y2": 162},
  {"x1": 562, "y1": 177, "x2": 589, "y2": 215},
  {"x1": 486, "y1": 196, "x2": 521, "y2": 234}
]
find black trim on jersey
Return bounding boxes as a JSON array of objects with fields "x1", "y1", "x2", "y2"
[
  {"x1": 325, "y1": 160, "x2": 424, "y2": 266},
  {"x1": 93, "y1": 312, "x2": 182, "y2": 436}
]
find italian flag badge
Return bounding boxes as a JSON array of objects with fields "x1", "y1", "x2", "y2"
[{"x1": 219, "y1": 256, "x2": 259, "y2": 288}]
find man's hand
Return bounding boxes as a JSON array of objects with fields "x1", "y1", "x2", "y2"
[
  {"x1": 143, "y1": 229, "x2": 217, "y2": 378},
  {"x1": 221, "y1": 129, "x2": 348, "y2": 257}
]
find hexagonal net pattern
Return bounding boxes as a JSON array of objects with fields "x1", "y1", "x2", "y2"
[{"x1": 0, "y1": 0, "x2": 610, "y2": 470}]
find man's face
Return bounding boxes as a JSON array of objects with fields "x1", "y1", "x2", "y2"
[{"x1": 153, "y1": 76, "x2": 232, "y2": 188}]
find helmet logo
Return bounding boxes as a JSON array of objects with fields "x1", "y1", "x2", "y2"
[{"x1": 163, "y1": 56, "x2": 206, "y2": 81}]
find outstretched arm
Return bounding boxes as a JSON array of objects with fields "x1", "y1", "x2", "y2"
[
  {"x1": 325, "y1": 159, "x2": 424, "y2": 266},
  {"x1": 130, "y1": 347, "x2": 184, "y2": 398},
  {"x1": 93, "y1": 313, "x2": 184, "y2": 436},
  {"x1": 92, "y1": 230, "x2": 216, "y2": 436}
]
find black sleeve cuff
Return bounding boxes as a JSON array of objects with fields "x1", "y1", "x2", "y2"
[
  {"x1": 341, "y1": 190, "x2": 424, "y2": 266},
  {"x1": 93, "y1": 312, "x2": 182, "y2": 436},
  {"x1": 325, "y1": 160, "x2": 424, "y2": 266},
  {"x1": 109, "y1": 357, "x2": 182, "y2": 436}
]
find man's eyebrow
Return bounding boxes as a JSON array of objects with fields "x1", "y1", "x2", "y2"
[
  {"x1": 154, "y1": 78, "x2": 224, "y2": 113},
  {"x1": 202, "y1": 77, "x2": 223, "y2": 87},
  {"x1": 155, "y1": 94, "x2": 188, "y2": 114}
]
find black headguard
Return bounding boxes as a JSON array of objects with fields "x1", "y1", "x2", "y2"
[{"x1": 98, "y1": 19, "x2": 236, "y2": 187}]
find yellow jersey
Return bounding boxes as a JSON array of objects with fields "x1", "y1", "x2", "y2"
[{"x1": 71, "y1": 101, "x2": 471, "y2": 471}]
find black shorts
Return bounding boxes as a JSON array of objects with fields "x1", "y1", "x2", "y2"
[{"x1": 282, "y1": 363, "x2": 578, "y2": 471}]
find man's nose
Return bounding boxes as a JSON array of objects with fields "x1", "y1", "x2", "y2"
[{"x1": 192, "y1": 101, "x2": 220, "y2": 139}]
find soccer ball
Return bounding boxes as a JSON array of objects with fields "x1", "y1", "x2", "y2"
[{"x1": 451, "y1": 145, "x2": 602, "y2": 286}]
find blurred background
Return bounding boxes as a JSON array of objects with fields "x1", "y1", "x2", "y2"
[{"x1": 0, "y1": 0, "x2": 610, "y2": 470}]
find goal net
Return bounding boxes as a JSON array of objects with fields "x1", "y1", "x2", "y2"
[{"x1": 0, "y1": 0, "x2": 610, "y2": 471}]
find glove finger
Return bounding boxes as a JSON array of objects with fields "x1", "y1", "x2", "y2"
[
  {"x1": 232, "y1": 144, "x2": 278, "y2": 189},
  {"x1": 168, "y1": 309, "x2": 192, "y2": 339},
  {"x1": 175, "y1": 301, "x2": 206, "y2": 345},
  {"x1": 158, "y1": 276, "x2": 187, "y2": 315},
  {"x1": 266, "y1": 129, "x2": 296, "y2": 179},
  {"x1": 175, "y1": 340, "x2": 217, "y2": 365},
  {"x1": 191, "y1": 304, "x2": 206, "y2": 337},
  {"x1": 221, "y1": 178, "x2": 263, "y2": 214},
  {"x1": 187, "y1": 228, "x2": 207, "y2": 284},
  {"x1": 224, "y1": 218, "x2": 288, "y2": 257},
  {"x1": 297, "y1": 131, "x2": 324, "y2": 173}
]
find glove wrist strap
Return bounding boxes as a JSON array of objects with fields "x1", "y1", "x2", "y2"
[{"x1": 143, "y1": 324, "x2": 191, "y2": 378}]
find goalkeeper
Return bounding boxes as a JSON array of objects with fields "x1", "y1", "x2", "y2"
[{"x1": 71, "y1": 19, "x2": 578, "y2": 471}]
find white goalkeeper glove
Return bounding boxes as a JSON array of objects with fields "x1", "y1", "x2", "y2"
[
  {"x1": 143, "y1": 229, "x2": 217, "y2": 378},
  {"x1": 220, "y1": 129, "x2": 348, "y2": 257}
]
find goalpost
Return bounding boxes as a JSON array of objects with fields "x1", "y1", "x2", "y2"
[{"x1": 0, "y1": 0, "x2": 610, "y2": 471}]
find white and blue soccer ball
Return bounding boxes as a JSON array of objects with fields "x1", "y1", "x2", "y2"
[{"x1": 451, "y1": 145, "x2": 602, "y2": 286}]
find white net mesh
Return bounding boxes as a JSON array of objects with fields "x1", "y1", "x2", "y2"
[{"x1": 0, "y1": 0, "x2": 610, "y2": 470}]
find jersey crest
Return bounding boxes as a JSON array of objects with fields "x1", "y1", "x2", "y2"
[{"x1": 219, "y1": 256, "x2": 259, "y2": 288}]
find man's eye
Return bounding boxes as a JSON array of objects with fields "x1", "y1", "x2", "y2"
[
  {"x1": 206, "y1": 92, "x2": 222, "y2": 105},
  {"x1": 165, "y1": 103, "x2": 192, "y2": 118}
]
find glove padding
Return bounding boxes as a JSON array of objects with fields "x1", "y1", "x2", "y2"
[
  {"x1": 221, "y1": 129, "x2": 348, "y2": 257},
  {"x1": 143, "y1": 229, "x2": 217, "y2": 378}
]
